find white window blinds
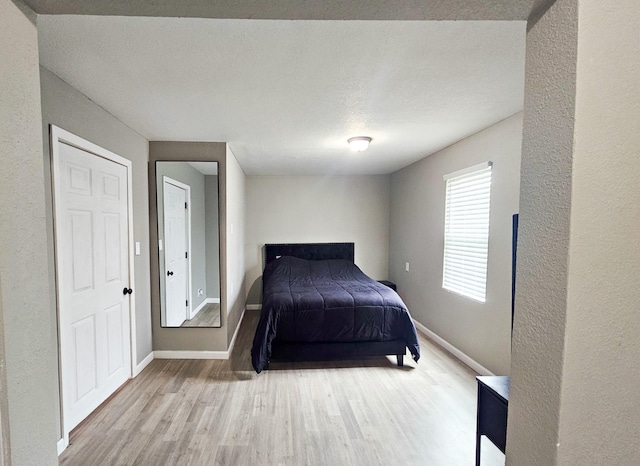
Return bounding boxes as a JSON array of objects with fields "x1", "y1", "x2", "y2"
[{"x1": 442, "y1": 162, "x2": 492, "y2": 303}]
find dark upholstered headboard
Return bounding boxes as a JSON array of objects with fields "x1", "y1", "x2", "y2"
[{"x1": 265, "y1": 243, "x2": 354, "y2": 265}]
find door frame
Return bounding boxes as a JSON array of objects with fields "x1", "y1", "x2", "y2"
[
  {"x1": 162, "y1": 176, "x2": 193, "y2": 322},
  {"x1": 50, "y1": 125, "x2": 137, "y2": 452}
]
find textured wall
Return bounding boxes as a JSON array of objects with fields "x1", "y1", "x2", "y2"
[
  {"x1": 0, "y1": 1, "x2": 58, "y2": 463},
  {"x1": 244, "y1": 175, "x2": 390, "y2": 304},
  {"x1": 556, "y1": 0, "x2": 640, "y2": 463},
  {"x1": 389, "y1": 113, "x2": 522, "y2": 375},
  {"x1": 506, "y1": 0, "x2": 577, "y2": 464},
  {"x1": 0, "y1": 278, "x2": 8, "y2": 464},
  {"x1": 149, "y1": 142, "x2": 229, "y2": 351}
]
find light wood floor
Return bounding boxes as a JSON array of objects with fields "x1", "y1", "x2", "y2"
[
  {"x1": 181, "y1": 303, "x2": 221, "y2": 327},
  {"x1": 60, "y1": 311, "x2": 505, "y2": 465}
]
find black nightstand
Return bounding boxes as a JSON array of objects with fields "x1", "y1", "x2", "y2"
[
  {"x1": 378, "y1": 280, "x2": 397, "y2": 291},
  {"x1": 476, "y1": 376, "x2": 509, "y2": 465}
]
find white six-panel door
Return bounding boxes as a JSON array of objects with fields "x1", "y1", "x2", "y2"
[
  {"x1": 51, "y1": 127, "x2": 134, "y2": 447},
  {"x1": 163, "y1": 178, "x2": 189, "y2": 327}
]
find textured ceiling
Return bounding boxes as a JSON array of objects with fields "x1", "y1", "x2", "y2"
[
  {"x1": 26, "y1": 0, "x2": 544, "y2": 20},
  {"x1": 38, "y1": 17, "x2": 526, "y2": 175}
]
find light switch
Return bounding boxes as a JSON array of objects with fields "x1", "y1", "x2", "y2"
[
  {"x1": 405, "y1": 262, "x2": 410, "y2": 272},
  {"x1": 135, "y1": 242, "x2": 141, "y2": 256},
  {"x1": 159, "y1": 239, "x2": 163, "y2": 251}
]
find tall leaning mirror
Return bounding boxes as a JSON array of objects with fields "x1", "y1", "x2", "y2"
[{"x1": 156, "y1": 161, "x2": 221, "y2": 327}]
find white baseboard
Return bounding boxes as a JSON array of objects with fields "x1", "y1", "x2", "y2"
[
  {"x1": 227, "y1": 307, "x2": 245, "y2": 354},
  {"x1": 211, "y1": 298, "x2": 220, "y2": 304},
  {"x1": 413, "y1": 319, "x2": 494, "y2": 376},
  {"x1": 154, "y1": 350, "x2": 230, "y2": 360},
  {"x1": 57, "y1": 437, "x2": 68, "y2": 456},
  {"x1": 190, "y1": 299, "x2": 207, "y2": 319},
  {"x1": 246, "y1": 304, "x2": 261, "y2": 311},
  {"x1": 155, "y1": 308, "x2": 247, "y2": 360},
  {"x1": 133, "y1": 351, "x2": 154, "y2": 376}
]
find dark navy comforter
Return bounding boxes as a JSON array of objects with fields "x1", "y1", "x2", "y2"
[{"x1": 251, "y1": 256, "x2": 420, "y2": 373}]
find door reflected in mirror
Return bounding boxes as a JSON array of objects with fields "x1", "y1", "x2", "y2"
[{"x1": 156, "y1": 161, "x2": 221, "y2": 327}]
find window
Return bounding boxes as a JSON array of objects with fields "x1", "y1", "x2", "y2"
[{"x1": 442, "y1": 162, "x2": 492, "y2": 302}]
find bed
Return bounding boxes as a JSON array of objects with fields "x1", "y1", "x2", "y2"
[{"x1": 251, "y1": 242, "x2": 420, "y2": 373}]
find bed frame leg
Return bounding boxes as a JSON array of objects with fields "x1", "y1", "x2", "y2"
[{"x1": 396, "y1": 354, "x2": 404, "y2": 367}]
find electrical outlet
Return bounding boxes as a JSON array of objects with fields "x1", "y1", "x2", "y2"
[
  {"x1": 405, "y1": 262, "x2": 410, "y2": 272},
  {"x1": 198, "y1": 289, "x2": 204, "y2": 296}
]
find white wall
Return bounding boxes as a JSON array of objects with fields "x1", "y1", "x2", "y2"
[
  {"x1": 225, "y1": 146, "x2": 246, "y2": 341},
  {"x1": 244, "y1": 175, "x2": 391, "y2": 304},
  {"x1": 0, "y1": 1, "x2": 58, "y2": 463},
  {"x1": 390, "y1": 113, "x2": 522, "y2": 376}
]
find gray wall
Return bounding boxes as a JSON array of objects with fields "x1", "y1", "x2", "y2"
[
  {"x1": 156, "y1": 162, "x2": 208, "y2": 314},
  {"x1": 225, "y1": 146, "x2": 246, "y2": 342},
  {"x1": 149, "y1": 142, "x2": 231, "y2": 350},
  {"x1": 390, "y1": 113, "x2": 522, "y2": 376},
  {"x1": 40, "y1": 66, "x2": 153, "y2": 363},
  {"x1": 39, "y1": 66, "x2": 153, "y2": 440},
  {"x1": 0, "y1": 1, "x2": 58, "y2": 463},
  {"x1": 244, "y1": 175, "x2": 390, "y2": 304},
  {"x1": 205, "y1": 176, "x2": 221, "y2": 299}
]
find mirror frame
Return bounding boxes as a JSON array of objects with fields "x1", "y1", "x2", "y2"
[{"x1": 148, "y1": 142, "x2": 229, "y2": 352}]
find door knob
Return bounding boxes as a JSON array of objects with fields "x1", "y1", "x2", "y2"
[
  {"x1": 167, "y1": 271, "x2": 174, "y2": 276},
  {"x1": 122, "y1": 287, "x2": 133, "y2": 295}
]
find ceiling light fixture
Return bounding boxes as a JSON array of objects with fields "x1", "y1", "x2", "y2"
[{"x1": 348, "y1": 136, "x2": 372, "y2": 152}]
